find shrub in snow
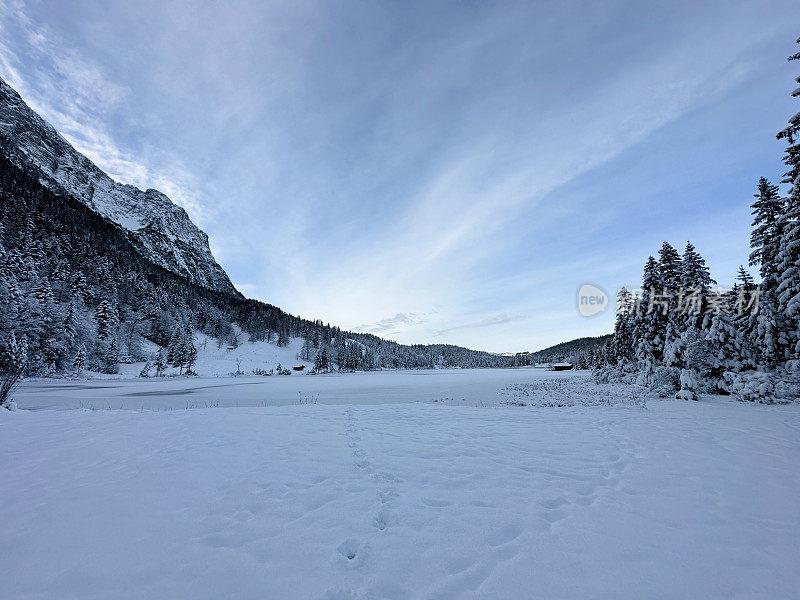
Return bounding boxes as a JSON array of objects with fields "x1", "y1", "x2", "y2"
[
  {"x1": 721, "y1": 371, "x2": 778, "y2": 404},
  {"x1": 0, "y1": 333, "x2": 27, "y2": 409},
  {"x1": 593, "y1": 366, "x2": 621, "y2": 384},
  {"x1": 593, "y1": 364, "x2": 637, "y2": 385},
  {"x1": 676, "y1": 369, "x2": 700, "y2": 401},
  {"x1": 774, "y1": 375, "x2": 800, "y2": 403},
  {"x1": 651, "y1": 365, "x2": 680, "y2": 397},
  {"x1": 636, "y1": 358, "x2": 679, "y2": 397},
  {"x1": 787, "y1": 359, "x2": 800, "y2": 376}
]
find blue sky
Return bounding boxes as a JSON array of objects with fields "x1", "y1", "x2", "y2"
[{"x1": 1, "y1": 0, "x2": 798, "y2": 352}]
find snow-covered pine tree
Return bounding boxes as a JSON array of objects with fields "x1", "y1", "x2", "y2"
[
  {"x1": 62, "y1": 301, "x2": 78, "y2": 353},
  {"x1": 633, "y1": 256, "x2": 664, "y2": 366},
  {"x1": 749, "y1": 177, "x2": 784, "y2": 291},
  {"x1": 658, "y1": 242, "x2": 683, "y2": 294},
  {"x1": 774, "y1": 37, "x2": 800, "y2": 354},
  {"x1": 592, "y1": 346, "x2": 604, "y2": 369},
  {"x1": 657, "y1": 241, "x2": 684, "y2": 337},
  {"x1": 704, "y1": 311, "x2": 754, "y2": 381},
  {"x1": 277, "y1": 326, "x2": 289, "y2": 347},
  {"x1": 183, "y1": 321, "x2": 197, "y2": 374},
  {"x1": 301, "y1": 335, "x2": 314, "y2": 361},
  {"x1": 602, "y1": 338, "x2": 615, "y2": 366},
  {"x1": 168, "y1": 325, "x2": 191, "y2": 374},
  {"x1": 185, "y1": 342, "x2": 198, "y2": 375},
  {"x1": 736, "y1": 265, "x2": 755, "y2": 290},
  {"x1": 166, "y1": 326, "x2": 182, "y2": 366},
  {"x1": 682, "y1": 242, "x2": 715, "y2": 290},
  {"x1": 732, "y1": 266, "x2": 759, "y2": 341},
  {"x1": 681, "y1": 241, "x2": 716, "y2": 328},
  {"x1": 94, "y1": 299, "x2": 119, "y2": 341},
  {"x1": 752, "y1": 291, "x2": 792, "y2": 368},
  {"x1": 72, "y1": 344, "x2": 86, "y2": 376},
  {"x1": 155, "y1": 348, "x2": 167, "y2": 377},
  {"x1": 612, "y1": 287, "x2": 635, "y2": 364},
  {"x1": 314, "y1": 347, "x2": 329, "y2": 372},
  {"x1": 102, "y1": 338, "x2": 119, "y2": 374},
  {"x1": 70, "y1": 272, "x2": 90, "y2": 305}
]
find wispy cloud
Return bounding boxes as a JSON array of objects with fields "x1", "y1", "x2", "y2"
[
  {"x1": 435, "y1": 314, "x2": 530, "y2": 337},
  {"x1": 0, "y1": 1, "x2": 207, "y2": 223},
  {"x1": 1, "y1": 0, "x2": 796, "y2": 352},
  {"x1": 353, "y1": 313, "x2": 427, "y2": 334}
]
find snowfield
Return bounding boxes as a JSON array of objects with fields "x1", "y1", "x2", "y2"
[
  {"x1": 15, "y1": 368, "x2": 592, "y2": 411},
  {"x1": 2, "y1": 371, "x2": 799, "y2": 600}
]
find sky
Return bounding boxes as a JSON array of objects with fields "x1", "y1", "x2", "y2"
[{"x1": 1, "y1": 0, "x2": 799, "y2": 353}]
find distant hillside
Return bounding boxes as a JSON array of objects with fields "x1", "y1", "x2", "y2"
[{"x1": 523, "y1": 335, "x2": 613, "y2": 367}]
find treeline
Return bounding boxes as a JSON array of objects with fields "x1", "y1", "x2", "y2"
[
  {"x1": 596, "y1": 37, "x2": 800, "y2": 403},
  {"x1": 0, "y1": 153, "x2": 512, "y2": 389},
  {"x1": 521, "y1": 335, "x2": 613, "y2": 368}
]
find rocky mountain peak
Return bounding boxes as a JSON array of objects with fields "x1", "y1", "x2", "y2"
[{"x1": 0, "y1": 77, "x2": 238, "y2": 296}]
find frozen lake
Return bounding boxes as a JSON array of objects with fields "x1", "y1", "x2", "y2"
[{"x1": 14, "y1": 367, "x2": 586, "y2": 410}]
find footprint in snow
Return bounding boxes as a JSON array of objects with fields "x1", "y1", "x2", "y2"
[
  {"x1": 336, "y1": 538, "x2": 369, "y2": 567},
  {"x1": 377, "y1": 489, "x2": 398, "y2": 504},
  {"x1": 373, "y1": 509, "x2": 388, "y2": 531}
]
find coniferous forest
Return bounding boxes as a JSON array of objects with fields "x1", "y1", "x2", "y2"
[{"x1": 594, "y1": 37, "x2": 800, "y2": 403}]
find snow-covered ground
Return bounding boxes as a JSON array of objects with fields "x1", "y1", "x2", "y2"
[
  {"x1": 117, "y1": 332, "x2": 315, "y2": 379},
  {"x1": 3, "y1": 371, "x2": 799, "y2": 599}
]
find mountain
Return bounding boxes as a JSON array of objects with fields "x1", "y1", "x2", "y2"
[
  {"x1": 0, "y1": 80, "x2": 514, "y2": 376},
  {"x1": 0, "y1": 77, "x2": 236, "y2": 295}
]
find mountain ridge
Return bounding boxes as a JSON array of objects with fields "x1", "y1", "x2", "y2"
[{"x1": 0, "y1": 77, "x2": 237, "y2": 295}]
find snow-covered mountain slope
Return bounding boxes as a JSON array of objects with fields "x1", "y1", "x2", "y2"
[
  {"x1": 0, "y1": 77, "x2": 236, "y2": 295},
  {"x1": 113, "y1": 332, "x2": 314, "y2": 379}
]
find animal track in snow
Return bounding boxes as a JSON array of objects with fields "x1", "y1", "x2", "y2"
[{"x1": 337, "y1": 538, "x2": 360, "y2": 561}]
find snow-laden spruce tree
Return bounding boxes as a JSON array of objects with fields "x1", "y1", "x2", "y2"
[
  {"x1": 658, "y1": 242, "x2": 683, "y2": 294},
  {"x1": 774, "y1": 36, "x2": 800, "y2": 356},
  {"x1": 183, "y1": 321, "x2": 198, "y2": 374},
  {"x1": 682, "y1": 241, "x2": 716, "y2": 328},
  {"x1": 102, "y1": 339, "x2": 119, "y2": 375},
  {"x1": 155, "y1": 348, "x2": 167, "y2": 377},
  {"x1": 612, "y1": 287, "x2": 635, "y2": 365},
  {"x1": 94, "y1": 299, "x2": 119, "y2": 341},
  {"x1": 752, "y1": 292, "x2": 792, "y2": 368},
  {"x1": 314, "y1": 347, "x2": 330, "y2": 373},
  {"x1": 750, "y1": 178, "x2": 784, "y2": 291},
  {"x1": 166, "y1": 326, "x2": 182, "y2": 366},
  {"x1": 704, "y1": 311, "x2": 755, "y2": 379},
  {"x1": 633, "y1": 256, "x2": 663, "y2": 365},
  {"x1": 72, "y1": 344, "x2": 86, "y2": 376}
]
